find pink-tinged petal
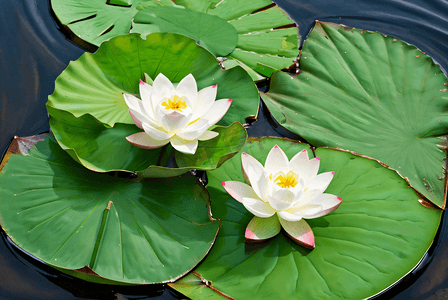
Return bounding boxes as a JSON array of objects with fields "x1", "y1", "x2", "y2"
[
  {"x1": 303, "y1": 195, "x2": 342, "y2": 219},
  {"x1": 222, "y1": 181, "x2": 259, "y2": 203},
  {"x1": 200, "y1": 99, "x2": 232, "y2": 126},
  {"x1": 129, "y1": 109, "x2": 143, "y2": 129},
  {"x1": 191, "y1": 85, "x2": 217, "y2": 120},
  {"x1": 306, "y1": 171, "x2": 334, "y2": 193},
  {"x1": 126, "y1": 132, "x2": 169, "y2": 149},
  {"x1": 176, "y1": 119, "x2": 209, "y2": 140},
  {"x1": 245, "y1": 215, "x2": 281, "y2": 242},
  {"x1": 175, "y1": 74, "x2": 197, "y2": 104},
  {"x1": 129, "y1": 108, "x2": 160, "y2": 129},
  {"x1": 306, "y1": 157, "x2": 321, "y2": 184},
  {"x1": 268, "y1": 189, "x2": 295, "y2": 211},
  {"x1": 279, "y1": 218, "x2": 315, "y2": 249},
  {"x1": 246, "y1": 161, "x2": 269, "y2": 201},
  {"x1": 142, "y1": 123, "x2": 174, "y2": 140},
  {"x1": 197, "y1": 130, "x2": 219, "y2": 141},
  {"x1": 151, "y1": 73, "x2": 175, "y2": 105},
  {"x1": 265, "y1": 145, "x2": 289, "y2": 175},
  {"x1": 170, "y1": 135, "x2": 198, "y2": 154},
  {"x1": 242, "y1": 197, "x2": 276, "y2": 218},
  {"x1": 241, "y1": 152, "x2": 264, "y2": 185}
]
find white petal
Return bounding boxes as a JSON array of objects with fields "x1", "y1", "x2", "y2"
[
  {"x1": 123, "y1": 93, "x2": 144, "y2": 113},
  {"x1": 142, "y1": 122, "x2": 174, "y2": 140},
  {"x1": 170, "y1": 135, "x2": 198, "y2": 154},
  {"x1": 241, "y1": 152, "x2": 265, "y2": 185},
  {"x1": 129, "y1": 109, "x2": 143, "y2": 129},
  {"x1": 246, "y1": 160, "x2": 269, "y2": 201},
  {"x1": 287, "y1": 203, "x2": 323, "y2": 218},
  {"x1": 289, "y1": 149, "x2": 317, "y2": 184},
  {"x1": 126, "y1": 132, "x2": 169, "y2": 149},
  {"x1": 123, "y1": 93, "x2": 158, "y2": 126},
  {"x1": 152, "y1": 73, "x2": 175, "y2": 105},
  {"x1": 222, "y1": 181, "x2": 259, "y2": 203},
  {"x1": 176, "y1": 119, "x2": 209, "y2": 140},
  {"x1": 157, "y1": 109, "x2": 192, "y2": 133},
  {"x1": 278, "y1": 218, "x2": 315, "y2": 249},
  {"x1": 268, "y1": 189, "x2": 295, "y2": 211},
  {"x1": 175, "y1": 74, "x2": 197, "y2": 105},
  {"x1": 306, "y1": 171, "x2": 334, "y2": 193},
  {"x1": 139, "y1": 80, "x2": 157, "y2": 120},
  {"x1": 242, "y1": 197, "x2": 276, "y2": 218},
  {"x1": 198, "y1": 130, "x2": 219, "y2": 141},
  {"x1": 129, "y1": 108, "x2": 160, "y2": 129},
  {"x1": 302, "y1": 194, "x2": 342, "y2": 219},
  {"x1": 191, "y1": 85, "x2": 217, "y2": 120},
  {"x1": 200, "y1": 99, "x2": 233, "y2": 126},
  {"x1": 265, "y1": 145, "x2": 289, "y2": 176},
  {"x1": 277, "y1": 211, "x2": 303, "y2": 222}
]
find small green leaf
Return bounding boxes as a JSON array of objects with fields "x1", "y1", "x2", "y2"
[
  {"x1": 0, "y1": 137, "x2": 220, "y2": 284},
  {"x1": 176, "y1": 122, "x2": 247, "y2": 171}
]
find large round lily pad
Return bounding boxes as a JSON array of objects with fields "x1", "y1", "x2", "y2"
[
  {"x1": 47, "y1": 32, "x2": 258, "y2": 127},
  {"x1": 170, "y1": 137, "x2": 442, "y2": 299},
  {"x1": 0, "y1": 136, "x2": 220, "y2": 284},
  {"x1": 261, "y1": 22, "x2": 448, "y2": 208}
]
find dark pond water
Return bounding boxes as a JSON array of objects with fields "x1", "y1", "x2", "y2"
[{"x1": 1, "y1": 0, "x2": 448, "y2": 299}]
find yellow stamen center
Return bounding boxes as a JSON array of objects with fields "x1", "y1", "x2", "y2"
[
  {"x1": 274, "y1": 170, "x2": 299, "y2": 189},
  {"x1": 161, "y1": 95, "x2": 187, "y2": 112}
]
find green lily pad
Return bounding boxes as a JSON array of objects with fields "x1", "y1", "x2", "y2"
[
  {"x1": 50, "y1": 0, "x2": 169, "y2": 47},
  {"x1": 261, "y1": 22, "x2": 448, "y2": 208},
  {"x1": 48, "y1": 106, "x2": 247, "y2": 174},
  {"x1": 51, "y1": 0, "x2": 299, "y2": 79},
  {"x1": 171, "y1": 137, "x2": 441, "y2": 299},
  {"x1": 132, "y1": 6, "x2": 238, "y2": 57},
  {"x1": 47, "y1": 33, "x2": 258, "y2": 128},
  {"x1": 0, "y1": 136, "x2": 220, "y2": 284},
  {"x1": 177, "y1": 0, "x2": 300, "y2": 79}
]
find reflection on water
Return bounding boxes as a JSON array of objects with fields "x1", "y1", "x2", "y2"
[{"x1": 0, "y1": 0, "x2": 447, "y2": 299}]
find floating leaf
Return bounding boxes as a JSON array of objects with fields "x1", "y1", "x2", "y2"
[
  {"x1": 171, "y1": 137, "x2": 441, "y2": 299},
  {"x1": 0, "y1": 137, "x2": 220, "y2": 284},
  {"x1": 51, "y1": 0, "x2": 299, "y2": 79},
  {"x1": 50, "y1": 0, "x2": 168, "y2": 46},
  {"x1": 47, "y1": 33, "x2": 258, "y2": 128},
  {"x1": 48, "y1": 106, "x2": 247, "y2": 174},
  {"x1": 261, "y1": 22, "x2": 448, "y2": 208},
  {"x1": 132, "y1": 6, "x2": 238, "y2": 57}
]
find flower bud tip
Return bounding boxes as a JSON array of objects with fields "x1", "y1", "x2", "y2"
[
  {"x1": 139, "y1": 79, "x2": 145, "y2": 85},
  {"x1": 301, "y1": 149, "x2": 306, "y2": 152},
  {"x1": 274, "y1": 145, "x2": 279, "y2": 149},
  {"x1": 316, "y1": 157, "x2": 321, "y2": 161},
  {"x1": 331, "y1": 171, "x2": 335, "y2": 175},
  {"x1": 337, "y1": 197, "x2": 343, "y2": 201},
  {"x1": 221, "y1": 182, "x2": 226, "y2": 187},
  {"x1": 212, "y1": 84, "x2": 217, "y2": 88},
  {"x1": 228, "y1": 98, "x2": 233, "y2": 103}
]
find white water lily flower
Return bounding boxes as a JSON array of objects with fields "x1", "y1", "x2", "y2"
[
  {"x1": 222, "y1": 145, "x2": 342, "y2": 249},
  {"x1": 123, "y1": 73, "x2": 232, "y2": 154}
]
